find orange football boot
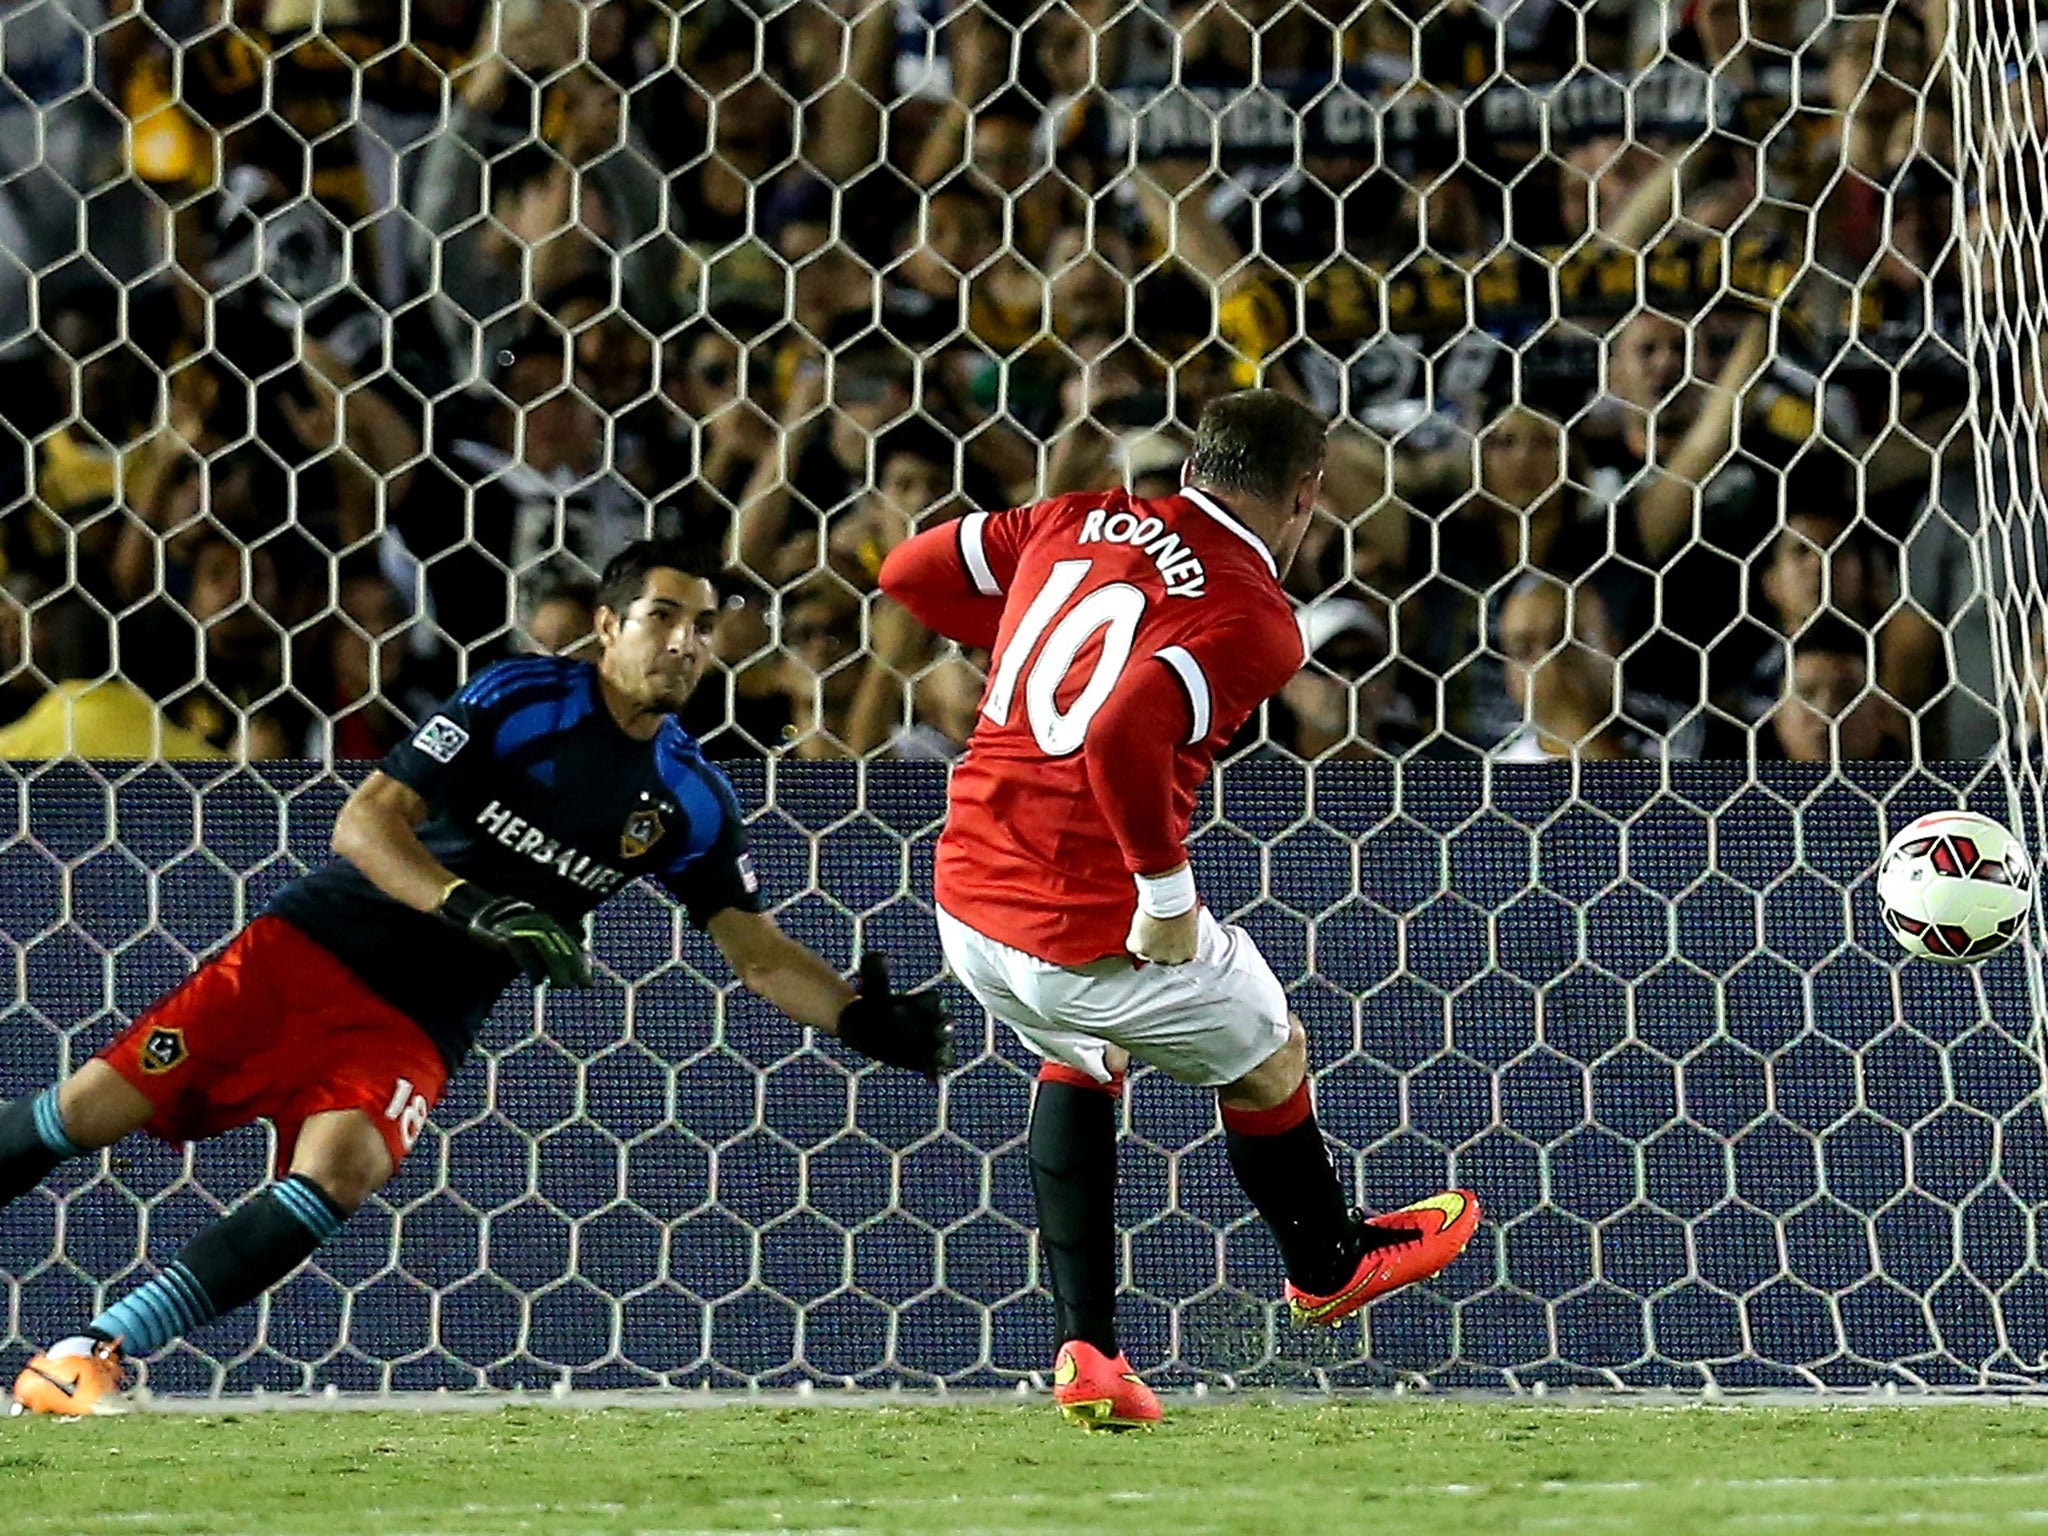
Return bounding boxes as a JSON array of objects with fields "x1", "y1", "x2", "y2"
[
  {"x1": 1286, "y1": 1190, "x2": 1482, "y2": 1326},
  {"x1": 10, "y1": 1337, "x2": 128, "y2": 1417},
  {"x1": 1051, "y1": 1340, "x2": 1162, "y2": 1432}
]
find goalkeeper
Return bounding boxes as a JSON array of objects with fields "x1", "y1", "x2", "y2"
[{"x1": 1, "y1": 538, "x2": 953, "y2": 1416}]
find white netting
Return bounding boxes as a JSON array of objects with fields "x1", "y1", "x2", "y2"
[{"x1": 4, "y1": 0, "x2": 2048, "y2": 1394}]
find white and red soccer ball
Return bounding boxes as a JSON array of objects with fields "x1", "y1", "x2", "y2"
[{"x1": 1877, "y1": 811, "x2": 2034, "y2": 964}]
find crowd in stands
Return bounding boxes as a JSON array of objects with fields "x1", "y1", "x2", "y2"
[{"x1": 0, "y1": 0, "x2": 2013, "y2": 765}]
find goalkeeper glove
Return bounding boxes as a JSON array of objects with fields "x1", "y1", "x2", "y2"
[
  {"x1": 835, "y1": 953, "x2": 956, "y2": 1078},
  {"x1": 436, "y1": 880, "x2": 594, "y2": 989}
]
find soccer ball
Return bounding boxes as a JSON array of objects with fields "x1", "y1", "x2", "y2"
[{"x1": 1876, "y1": 811, "x2": 2034, "y2": 964}]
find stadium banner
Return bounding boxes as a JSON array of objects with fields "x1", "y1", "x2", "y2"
[{"x1": 1084, "y1": 62, "x2": 1758, "y2": 166}]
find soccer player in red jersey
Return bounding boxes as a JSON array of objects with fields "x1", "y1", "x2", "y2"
[
  {"x1": 0, "y1": 540, "x2": 952, "y2": 1415},
  {"x1": 881, "y1": 391, "x2": 1481, "y2": 1430}
]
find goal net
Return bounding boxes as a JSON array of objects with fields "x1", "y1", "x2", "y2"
[{"x1": 1, "y1": 0, "x2": 2045, "y2": 1394}]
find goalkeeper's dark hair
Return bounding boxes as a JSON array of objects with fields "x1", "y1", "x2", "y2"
[
  {"x1": 1186, "y1": 390, "x2": 1329, "y2": 504},
  {"x1": 595, "y1": 539, "x2": 712, "y2": 617}
]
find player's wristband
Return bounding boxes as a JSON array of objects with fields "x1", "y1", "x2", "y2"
[
  {"x1": 1134, "y1": 866, "x2": 1198, "y2": 920},
  {"x1": 436, "y1": 879, "x2": 489, "y2": 924}
]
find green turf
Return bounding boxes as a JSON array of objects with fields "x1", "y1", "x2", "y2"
[{"x1": 10, "y1": 1398, "x2": 2048, "y2": 1535}]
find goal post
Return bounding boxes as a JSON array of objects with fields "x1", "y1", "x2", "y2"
[{"x1": 2, "y1": 0, "x2": 2048, "y2": 1395}]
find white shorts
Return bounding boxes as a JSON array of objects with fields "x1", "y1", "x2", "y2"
[{"x1": 936, "y1": 905, "x2": 1291, "y2": 1088}]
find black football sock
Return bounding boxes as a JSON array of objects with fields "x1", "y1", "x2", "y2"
[
  {"x1": 1223, "y1": 1081, "x2": 1388, "y2": 1295},
  {"x1": 1029, "y1": 1064, "x2": 1122, "y2": 1357},
  {"x1": 0, "y1": 1088, "x2": 88, "y2": 1208},
  {"x1": 88, "y1": 1175, "x2": 348, "y2": 1354}
]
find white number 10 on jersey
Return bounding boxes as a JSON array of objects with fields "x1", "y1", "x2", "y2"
[{"x1": 983, "y1": 559, "x2": 1148, "y2": 757}]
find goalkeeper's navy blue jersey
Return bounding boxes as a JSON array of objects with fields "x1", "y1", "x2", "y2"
[{"x1": 267, "y1": 655, "x2": 765, "y2": 1068}]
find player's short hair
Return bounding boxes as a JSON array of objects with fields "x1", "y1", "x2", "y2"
[
  {"x1": 596, "y1": 539, "x2": 712, "y2": 617},
  {"x1": 1185, "y1": 390, "x2": 1329, "y2": 504}
]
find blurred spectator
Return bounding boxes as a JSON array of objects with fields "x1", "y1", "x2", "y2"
[
  {"x1": 407, "y1": 33, "x2": 673, "y2": 377},
  {"x1": 731, "y1": 338, "x2": 924, "y2": 585},
  {"x1": 0, "y1": 596, "x2": 223, "y2": 761},
  {"x1": 1728, "y1": 507, "x2": 1887, "y2": 727},
  {"x1": 769, "y1": 572, "x2": 864, "y2": 758},
  {"x1": 1397, "y1": 406, "x2": 1653, "y2": 752},
  {"x1": 1044, "y1": 225, "x2": 1137, "y2": 342},
  {"x1": 1815, "y1": 8, "x2": 1935, "y2": 276},
  {"x1": 151, "y1": 532, "x2": 303, "y2": 756},
  {"x1": 663, "y1": 2, "x2": 798, "y2": 250},
  {"x1": 524, "y1": 576, "x2": 598, "y2": 658},
  {"x1": 762, "y1": 177, "x2": 881, "y2": 368},
  {"x1": 1581, "y1": 301, "x2": 1859, "y2": 742},
  {"x1": 963, "y1": 90, "x2": 1065, "y2": 265},
  {"x1": 1044, "y1": 331, "x2": 1167, "y2": 496},
  {"x1": 0, "y1": 0, "x2": 147, "y2": 352},
  {"x1": 1769, "y1": 617, "x2": 1903, "y2": 764},
  {"x1": 1558, "y1": 134, "x2": 1670, "y2": 245},
  {"x1": 555, "y1": 276, "x2": 657, "y2": 416},
  {"x1": 1891, "y1": 482, "x2": 1998, "y2": 759},
  {"x1": 1499, "y1": 571, "x2": 1704, "y2": 762},
  {"x1": 1840, "y1": 157, "x2": 1986, "y2": 755},
  {"x1": 307, "y1": 569, "x2": 441, "y2": 760},
  {"x1": 894, "y1": 183, "x2": 1041, "y2": 355},
  {"x1": 0, "y1": 573, "x2": 46, "y2": 728},
  {"x1": 394, "y1": 325, "x2": 656, "y2": 660},
  {"x1": 108, "y1": 338, "x2": 420, "y2": 605},
  {"x1": 683, "y1": 573, "x2": 798, "y2": 758},
  {"x1": 658, "y1": 315, "x2": 781, "y2": 554},
  {"x1": 889, "y1": 649, "x2": 985, "y2": 760},
  {"x1": 1580, "y1": 310, "x2": 1699, "y2": 508},
  {"x1": 1280, "y1": 598, "x2": 1411, "y2": 759},
  {"x1": 1491, "y1": 576, "x2": 1637, "y2": 762},
  {"x1": 552, "y1": 276, "x2": 686, "y2": 508},
  {"x1": 1115, "y1": 431, "x2": 1190, "y2": 501},
  {"x1": 353, "y1": 0, "x2": 479, "y2": 306}
]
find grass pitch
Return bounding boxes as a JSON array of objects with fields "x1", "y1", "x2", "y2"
[{"x1": 8, "y1": 1396, "x2": 2048, "y2": 1535}]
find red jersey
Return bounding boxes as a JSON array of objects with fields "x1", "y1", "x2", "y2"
[{"x1": 880, "y1": 486, "x2": 1306, "y2": 964}]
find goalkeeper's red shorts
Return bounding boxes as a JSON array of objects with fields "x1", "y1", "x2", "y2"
[{"x1": 98, "y1": 915, "x2": 448, "y2": 1178}]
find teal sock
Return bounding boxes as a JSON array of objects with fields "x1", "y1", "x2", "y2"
[
  {"x1": 90, "y1": 1176, "x2": 347, "y2": 1355},
  {"x1": 0, "y1": 1088, "x2": 85, "y2": 1206}
]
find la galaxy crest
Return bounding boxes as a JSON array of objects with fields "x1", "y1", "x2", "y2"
[
  {"x1": 139, "y1": 1026, "x2": 187, "y2": 1074},
  {"x1": 621, "y1": 795, "x2": 670, "y2": 860}
]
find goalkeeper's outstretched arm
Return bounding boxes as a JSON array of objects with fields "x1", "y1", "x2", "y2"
[
  {"x1": 708, "y1": 910, "x2": 956, "y2": 1077},
  {"x1": 708, "y1": 908, "x2": 858, "y2": 1028}
]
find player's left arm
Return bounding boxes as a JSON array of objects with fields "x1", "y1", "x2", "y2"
[
  {"x1": 1083, "y1": 665, "x2": 1204, "y2": 963},
  {"x1": 1084, "y1": 607, "x2": 1306, "y2": 964}
]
